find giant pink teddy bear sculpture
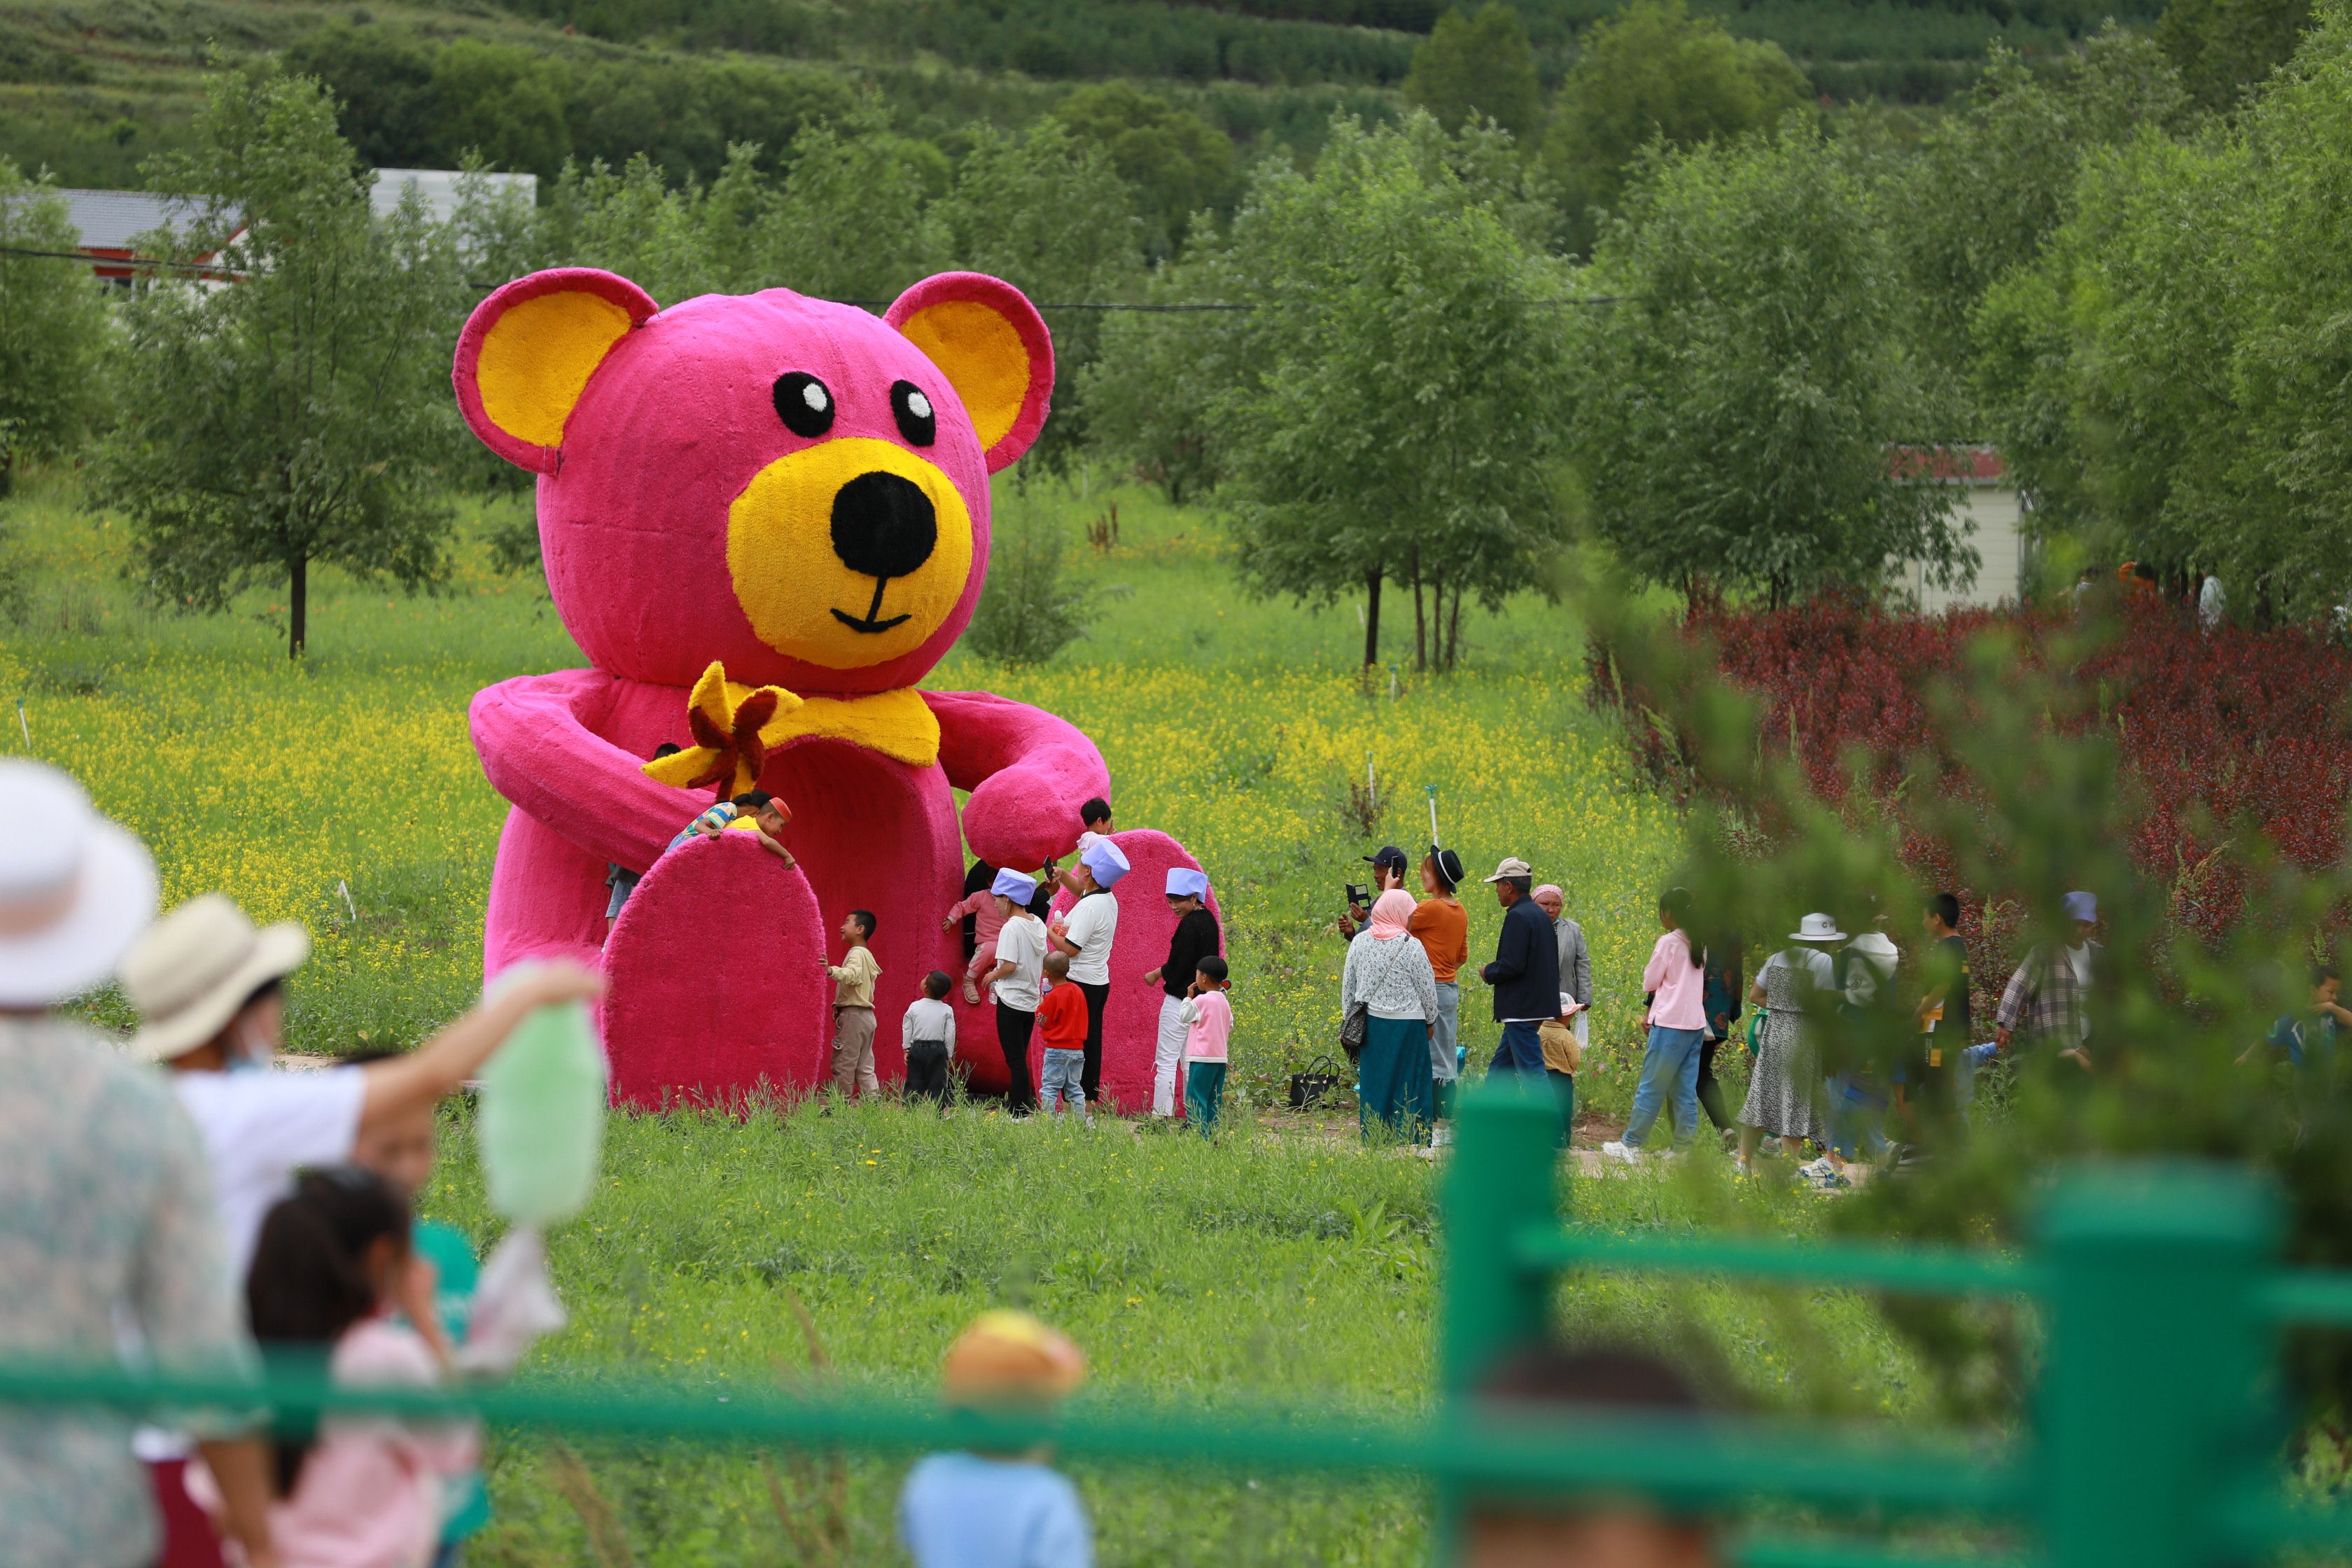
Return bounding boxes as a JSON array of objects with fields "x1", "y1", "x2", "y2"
[{"x1": 451, "y1": 267, "x2": 1210, "y2": 1111}]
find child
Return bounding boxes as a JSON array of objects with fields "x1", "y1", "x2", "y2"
[
  {"x1": 608, "y1": 742, "x2": 681, "y2": 921},
  {"x1": 1178, "y1": 954, "x2": 1232, "y2": 1135},
  {"x1": 197, "y1": 1166, "x2": 478, "y2": 1568},
  {"x1": 942, "y1": 878, "x2": 1014, "y2": 1006},
  {"x1": 899, "y1": 1310, "x2": 1091, "y2": 1568},
  {"x1": 827, "y1": 910, "x2": 882, "y2": 1100},
  {"x1": 903, "y1": 970, "x2": 959, "y2": 1108},
  {"x1": 662, "y1": 789, "x2": 795, "y2": 867},
  {"x1": 1054, "y1": 797, "x2": 1116, "y2": 895},
  {"x1": 1466, "y1": 1343, "x2": 1721, "y2": 1568},
  {"x1": 2241, "y1": 965, "x2": 2351, "y2": 1068},
  {"x1": 1035, "y1": 951, "x2": 1091, "y2": 1124}
]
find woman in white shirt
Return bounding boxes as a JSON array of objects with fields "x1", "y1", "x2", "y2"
[
  {"x1": 984, "y1": 869, "x2": 1049, "y2": 1114},
  {"x1": 1342, "y1": 890, "x2": 1441, "y2": 1145}
]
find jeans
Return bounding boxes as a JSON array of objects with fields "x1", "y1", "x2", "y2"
[
  {"x1": 994, "y1": 1001, "x2": 1037, "y2": 1113},
  {"x1": 1622, "y1": 1025, "x2": 1704, "y2": 1149},
  {"x1": 1429, "y1": 981, "x2": 1460, "y2": 1082},
  {"x1": 1488, "y1": 1019, "x2": 1546, "y2": 1077},
  {"x1": 1040, "y1": 1047, "x2": 1088, "y2": 1115}
]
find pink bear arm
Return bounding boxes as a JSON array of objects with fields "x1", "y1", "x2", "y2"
[
  {"x1": 470, "y1": 670, "x2": 696, "y2": 874},
  {"x1": 925, "y1": 690, "x2": 1110, "y2": 872}
]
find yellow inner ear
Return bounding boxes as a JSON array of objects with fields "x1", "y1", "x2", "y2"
[
  {"x1": 896, "y1": 300, "x2": 1030, "y2": 451},
  {"x1": 477, "y1": 291, "x2": 636, "y2": 449}
]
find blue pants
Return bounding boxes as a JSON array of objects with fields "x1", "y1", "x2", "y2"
[
  {"x1": 1040, "y1": 1048, "x2": 1087, "y2": 1114},
  {"x1": 1622, "y1": 1025, "x2": 1704, "y2": 1149},
  {"x1": 1488, "y1": 1019, "x2": 1546, "y2": 1077}
]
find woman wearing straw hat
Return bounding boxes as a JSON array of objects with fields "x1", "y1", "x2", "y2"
[
  {"x1": 124, "y1": 895, "x2": 600, "y2": 1282},
  {"x1": 1737, "y1": 912, "x2": 1842, "y2": 1177},
  {"x1": 0, "y1": 762, "x2": 281, "y2": 1568}
]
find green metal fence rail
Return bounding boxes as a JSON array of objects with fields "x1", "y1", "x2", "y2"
[{"x1": 4, "y1": 1081, "x2": 2351, "y2": 1567}]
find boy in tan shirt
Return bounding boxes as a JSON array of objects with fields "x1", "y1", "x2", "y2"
[{"x1": 828, "y1": 909, "x2": 881, "y2": 1098}]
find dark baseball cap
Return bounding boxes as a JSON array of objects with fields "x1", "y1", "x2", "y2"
[{"x1": 1364, "y1": 846, "x2": 1409, "y2": 874}]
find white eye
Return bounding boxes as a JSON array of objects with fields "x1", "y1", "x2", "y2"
[
  {"x1": 803, "y1": 384, "x2": 829, "y2": 413},
  {"x1": 906, "y1": 390, "x2": 931, "y2": 420}
]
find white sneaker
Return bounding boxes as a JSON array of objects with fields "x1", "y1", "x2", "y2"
[
  {"x1": 1735, "y1": 1157, "x2": 1754, "y2": 1180},
  {"x1": 1432, "y1": 1125, "x2": 1454, "y2": 1148},
  {"x1": 1601, "y1": 1140, "x2": 1643, "y2": 1165}
]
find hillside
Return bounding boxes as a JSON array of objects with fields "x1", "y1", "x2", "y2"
[{"x1": 1, "y1": 0, "x2": 2166, "y2": 188}]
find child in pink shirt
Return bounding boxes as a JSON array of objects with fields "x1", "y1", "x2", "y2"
[
  {"x1": 943, "y1": 883, "x2": 1016, "y2": 1005},
  {"x1": 195, "y1": 1167, "x2": 477, "y2": 1568},
  {"x1": 1177, "y1": 955, "x2": 1233, "y2": 1135}
]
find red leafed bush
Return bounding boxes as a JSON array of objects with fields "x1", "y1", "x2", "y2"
[{"x1": 1593, "y1": 592, "x2": 2352, "y2": 947}]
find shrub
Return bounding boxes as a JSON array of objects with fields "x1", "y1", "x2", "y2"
[{"x1": 964, "y1": 501, "x2": 1091, "y2": 666}]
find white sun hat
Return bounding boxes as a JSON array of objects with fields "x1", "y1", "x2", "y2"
[
  {"x1": 122, "y1": 892, "x2": 312, "y2": 1062},
  {"x1": 0, "y1": 760, "x2": 159, "y2": 1009},
  {"x1": 1791, "y1": 913, "x2": 1847, "y2": 944}
]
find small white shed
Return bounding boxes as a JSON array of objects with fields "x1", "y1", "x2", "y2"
[{"x1": 1889, "y1": 444, "x2": 2031, "y2": 612}]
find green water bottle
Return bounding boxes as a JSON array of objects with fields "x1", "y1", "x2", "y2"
[{"x1": 477, "y1": 997, "x2": 606, "y2": 1228}]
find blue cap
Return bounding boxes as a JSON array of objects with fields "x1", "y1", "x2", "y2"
[
  {"x1": 1166, "y1": 867, "x2": 1208, "y2": 899},
  {"x1": 2063, "y1": 890, "x2": 2098, "y2": 923},
  {"x1": 991, "y1": 867, "x2": 1039, "y2": 902},
  {"x1": 1082, "y1": 838, "x2": 1130, "y2": 889}
]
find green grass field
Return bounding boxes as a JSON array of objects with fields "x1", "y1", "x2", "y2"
[{"x1": 0, "y1": 463, "x2": 1928, "y2": 1564}]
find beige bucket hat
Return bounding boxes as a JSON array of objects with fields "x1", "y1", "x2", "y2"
[
  {"x1": 0, "y1": 760, "x2": 158, "y2": 1008},
  {"x1": 122, "y1": 892, "x2": 312, "y2": 1061}
]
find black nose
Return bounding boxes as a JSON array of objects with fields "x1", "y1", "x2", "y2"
[{"x1": 830, "y1": 471, "x2": 937, "y2": 581}]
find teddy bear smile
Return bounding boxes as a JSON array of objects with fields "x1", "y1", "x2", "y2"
[{"x1": 827, "y1": 470, "x2": 937, "y2": 635}]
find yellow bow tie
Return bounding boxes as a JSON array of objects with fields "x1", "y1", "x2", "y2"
[{"x1": 640, "y1": 661, "x2": 941, "y2": 797}]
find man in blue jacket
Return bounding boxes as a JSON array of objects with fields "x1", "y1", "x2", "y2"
[{"x1": 1479, "y1": 856, "x2": 1560, "y2": 1077}]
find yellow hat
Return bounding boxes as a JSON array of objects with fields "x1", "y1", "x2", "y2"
[{"x1": 941, "y1": 1310, "x2": 1086, "y2": 1408}]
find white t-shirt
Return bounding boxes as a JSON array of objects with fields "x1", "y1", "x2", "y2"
[
  {"x1": 993, "y1": 914, "x2": 1048, "y2": 1012},
  {"x1": 903, "y1": 997, "x2": 958, "y2": 1058},
  {"x1": 171, "y1": 1065, "x2": 368, "y2": 1280},
  {"x1": 1060, "y1": 892, "x2": 1119, "y2": 986}
]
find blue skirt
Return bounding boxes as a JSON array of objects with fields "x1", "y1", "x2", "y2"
[{"x1": 1359, "y1": 1014, "x2": 1434, "y2": 1143}]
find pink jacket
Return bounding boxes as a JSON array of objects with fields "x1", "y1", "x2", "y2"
[
  {"x1": 946, "y1": 888, "x2": 1011, "y2": 951},
  {"x1": 1643, "y1": 930, "x2": 1708, "y2": 1031},
  {"x1": 196, "y1": 1317, "x2": 477, "y2": 1568},
  {"x1": 1180, "y1": 990, "x2": 1233, "y2": 1063}
]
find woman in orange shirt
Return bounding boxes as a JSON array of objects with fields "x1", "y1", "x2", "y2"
[{"x1": 1409, "y1": 849, "x2": 1471, "y2": 1147}]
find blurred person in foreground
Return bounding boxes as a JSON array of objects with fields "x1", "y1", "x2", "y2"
[
  {"x1": 1467, "y1": 1343, "x2": 1720, "y2": 1568},
  {"x1": 900, "y1": 1310, "x2": 1091, "y2": 1568},
  {"x1": 0, "y1": 762, "x2": 277, "y2": 1568}
]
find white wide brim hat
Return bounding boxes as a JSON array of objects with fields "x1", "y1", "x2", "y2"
[
  {"x1": 122, "y1": 892, "x2": 312, "y2": 1062},
  {"x1": 0, "y1": 762, "x2": 159, "y2": 1009},
  {"x1": 1791, "y1": 913, "x2": 1848, "y2": 943}
]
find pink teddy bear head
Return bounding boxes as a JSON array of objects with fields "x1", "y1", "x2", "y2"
[{"x1": 452, "y1": 269, "x2": 1054, "y2": 694}]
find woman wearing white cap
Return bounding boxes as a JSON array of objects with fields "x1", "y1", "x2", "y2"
[
  {"x1": 1735, "y1": 913, "x2": 1842, "y2": 1177},
  {"x1": 982, "y1": 869, "x2": 1049, "y2": 1114},
  {"x1": 1142, "y1": 867, "x2": 1218, "y2": 1119},
  {"x1": 0, "y1": 762, "x2": 279, "y2": 1568},
  {"x1": 1051, "y1": 838, "x2": 1128, "y2": 1107}
]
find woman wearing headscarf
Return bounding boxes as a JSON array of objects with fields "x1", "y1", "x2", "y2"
[
  {"x1": 1738, "y1": 912, "x2": 1842, "y2": 1177},
  {"x1": 1341, "y1": 889, "x2": 1440, "y2": 1144}
]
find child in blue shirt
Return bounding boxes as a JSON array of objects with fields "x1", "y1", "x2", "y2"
[
  {"x1": 899, "y1": 1311, "x2": 1092, "y2": 1568},
  {"x1": 2243, "y1": 965, "x2": 2351, "y2": 1068}
]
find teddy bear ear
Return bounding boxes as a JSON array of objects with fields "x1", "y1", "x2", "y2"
[
  {"x1": 885, "y1": 273, "x2": 1054, "y2": 474},
  {"x1": 452, "y1": 268, "x2": 659, "y2": 474}
]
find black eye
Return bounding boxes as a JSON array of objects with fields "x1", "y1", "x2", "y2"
[
  {"x1": 773, "y1": 372, "x2": 834, "y2": 439},
  {"x1": 890, "y1": 380, "x2": 936, "y2": 447}
]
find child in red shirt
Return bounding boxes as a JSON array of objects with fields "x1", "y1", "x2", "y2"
[{"x1": 1035, "y1": 952, "x2": 1091, "y2": 1124}]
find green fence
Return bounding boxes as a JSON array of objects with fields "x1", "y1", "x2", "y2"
[{"x1": 7, "y1": 1082, "x2": 2352, "y2": 1566}]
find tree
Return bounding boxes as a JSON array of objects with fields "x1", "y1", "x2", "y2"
[
  {"x1": 0, "y1": 160, "x2": 113, "y2": 492},
  {"x1": 759, "y1": 112, "x2": 940, "y2": 302},
  {"x1": 2157, "y1": 0, "x2": 2315, "y2": 112},
  {"x1": 1401, "y1": 5, "x2": 1544, "y2": 144},
  {"x1": 1544, "y1": 0, "x2": 1810, "y2": 250},
  {"x1": 1077, "y1": 227, "x2": 1245, "y2": 504},
  {"x1": 1574, "y1": 127, "x2": 1963, "y2": 607},
  {"x1": 1214, "y1": 114, "x2": 1570, "y2": 669},
  {"x1": 963, "y1": 496, "x2": 1091, "y2": 665},
  {"x1": 97, "y1": 69, "x2": 462, "y2": 658},
  {"x1": 1051, "y1": 80, "x2": 1240, "y2": 258},
  {"x1": 929, "y1": 120, "x2": 1144, "y2": 469}
]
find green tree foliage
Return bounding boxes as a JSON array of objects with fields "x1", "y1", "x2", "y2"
[
  {"x1": 1077, "y1": 231, "x2": 1245, "y2": 504},
  {"x1": 1401, "y1": 5, "x2": 1544, "y2": 141},
  {"x1": 1974, "y1": 6, "x2": 2352, "y2": 621},
  {"x1": 929, "y1": 120, "x2": 1144, "y2": 468},
  {"x1": 1544, "y1": 0, "x2": 1810, "y2": 249},
  {"x1": 0, "y1": 161, "x2": 112, "y2": 489},
  {"x1": 964, "y1": 495, "x2": 1091, "y2": 664},
  {"x1": 2157, "y1": 0, "x2": 2316, "y2": 111},
  {"x1": 1214, "y1": 114, "x2": 1569, "y2": 669},
  {"x1": 1883, "y1": 31, "x2": 2186, "y2": 409},
  {"x1": 1574, "y1": 127, "x2": 1963, "y2": 606},
  {"x1": 761, "y1": 115, "x2": 941, "y2": 301},
  {"x1": 97, "y1": 70, "x2": 461, "y2": 658},
  {"x1": 1051, "y1": 81, "x2": 1240, "y2": 257}
]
